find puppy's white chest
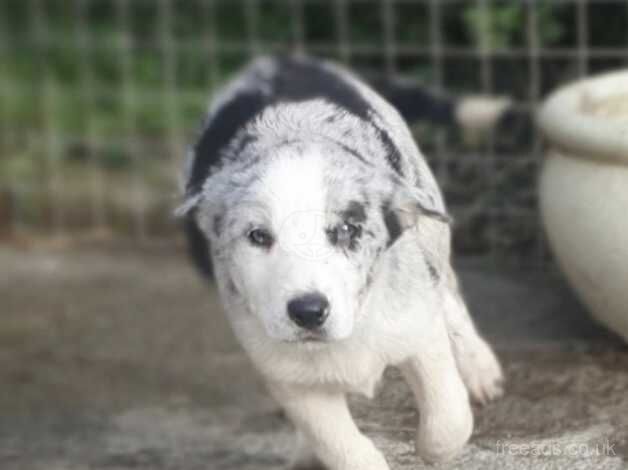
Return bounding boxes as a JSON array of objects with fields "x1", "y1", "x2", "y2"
[{"x1": 248, "y1": 338, "x2": 387, "y2": 397}]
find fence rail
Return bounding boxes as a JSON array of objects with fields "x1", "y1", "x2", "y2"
[{"x1": 1, "y1": 0, "x2": 627, "y2": 267}]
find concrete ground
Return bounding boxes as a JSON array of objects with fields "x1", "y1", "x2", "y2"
[{"x1": 1, "y1": 243, "x2": 627, "y2": 470}]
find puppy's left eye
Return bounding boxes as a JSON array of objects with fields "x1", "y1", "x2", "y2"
[{"x1": 327, "y1": 222, "x2": 361, "y2": 246}]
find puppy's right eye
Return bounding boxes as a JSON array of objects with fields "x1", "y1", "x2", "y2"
[{"x1": 247, "y1": 228, "x2": 274, "y2": 249}]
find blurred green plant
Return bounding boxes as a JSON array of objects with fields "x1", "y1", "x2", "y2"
[
  {"x1": 0, "y1": 0, "x2": 620, "y2": 249},
  {"x1": 463, "y1": 2, "x2": 564, "y2": 49}
]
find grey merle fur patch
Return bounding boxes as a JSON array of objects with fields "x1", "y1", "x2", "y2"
[{"x1": 185, "y1": 55, "x2": 405, "y2": 201}]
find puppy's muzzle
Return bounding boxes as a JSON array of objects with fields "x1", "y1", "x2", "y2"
[{"x1": 287, "y1": 292, "x2": 330, "y2": 330}]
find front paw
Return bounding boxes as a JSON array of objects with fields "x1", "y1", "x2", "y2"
[
  {"x1": 349, "y1": 439, "x2": 390, "y2": 470},
  {"x1": 416, "y1": 403, "x2": 473, "y2": 463},
  {"x1": 316, "y1": 437, "x2": 389, "y2": 470}
]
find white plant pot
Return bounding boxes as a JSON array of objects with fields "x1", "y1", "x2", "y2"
[{"x1": 538, "y1": 70, "x2": 628, "y2": 342}]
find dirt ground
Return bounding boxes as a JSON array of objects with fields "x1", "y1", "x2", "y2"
[{"x1": 1, "y1": 242, "x2": 627, "y2": 469}]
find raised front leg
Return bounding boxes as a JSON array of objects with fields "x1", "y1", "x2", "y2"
[
  {"x1": 400, "y1": 313, "x2": 474, "y2": 463},
  {"x1": 268, "y1": 384, "x2": 389, "y2": 470}
]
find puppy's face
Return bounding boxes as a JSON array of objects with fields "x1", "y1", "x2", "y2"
[{"x1": 194, "y1": 143, "x2": 446, "y2": 344}]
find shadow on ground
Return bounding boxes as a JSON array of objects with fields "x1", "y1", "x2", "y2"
[{"x1": 0, "y1": 243, "x2": 626, "y2": 469}]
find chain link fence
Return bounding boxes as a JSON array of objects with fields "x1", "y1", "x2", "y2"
[{"x1": 1, "y1": 0, "x2": 627, "y2": 266}]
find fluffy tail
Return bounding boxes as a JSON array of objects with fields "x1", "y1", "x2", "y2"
[{"x1": 371, "y1": 77, "x2": 531, "y2": 146}]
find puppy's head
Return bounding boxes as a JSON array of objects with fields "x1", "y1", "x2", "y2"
[{"x1": 183, "y1": 141, "x2": 449, "y2": 344}]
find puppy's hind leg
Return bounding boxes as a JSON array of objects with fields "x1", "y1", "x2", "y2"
[{"x1": 443, "y1": 267, "x2": 504, "y2": 405}]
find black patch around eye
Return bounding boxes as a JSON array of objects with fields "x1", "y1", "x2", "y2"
[
  {"x1": 346, "y1": 225, "x2": 362, "y2": 251},
  {"x1": 381, "y1": 200, "x2": 402, "y2": 247},
  {"x1": 326, "y1": 228, "x2": 338, "y2": 246},
  {"x1": 326, "y1": 223, "x2": 362, "y2": 252},
  {"x1": 342, "y1": 201, "x2": 367, "y2": 224}
]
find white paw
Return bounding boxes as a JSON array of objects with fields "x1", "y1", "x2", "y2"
[
  {"x1": 294, "y1": 437, "x2": 389, "y2": 470},
  {"x1": 344, "y1": 438, "x2": 390, "y2": 470},
  {"x1": 455, "y1": 337, "x2": 504, "y2": 405},
  {"x1": 416, "y1": 402, "x2": 474, "y2": 463}
]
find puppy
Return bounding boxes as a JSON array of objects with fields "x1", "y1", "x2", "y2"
[{"x1": 178, "y1": 55, "x2": 503, "y2": 470}]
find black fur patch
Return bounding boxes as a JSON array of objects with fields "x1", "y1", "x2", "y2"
[
  {"x1": 347, "y1": 227, "x2": 363, "y2": 252},
  {"x1": 272, "y1": 58, "x2": 404, "y2": 175},
  {"x1": 326, "y1": 228, "x2": 338, "y2": 246},
  {"x1": 342, "y1": 200, "x2": 367, "y2": 224},
  {"x1": 187, "y1": 91, "x2": 267, "y2": 196},
  {"x1": 183, "y1": 213, "x2": 213, "y2": 279},
  {"x1": 374, "y1": 127, "x2": 403, "y2": 175},
  {"x1": 326, "y1": 222, "x2": 362, "y2": 252},
  {"x1": 186, "y1": 56, "x2": 406, "y2": 199},
  {"x1": 371, "y1": 78, "x2": 456, "y2": 126},
  {"x1": 382, "y1": 200, "x2": 403, "y2": 248},
  {"x1": 272, "y1": 56, "x2": 372, "y2": 117}
]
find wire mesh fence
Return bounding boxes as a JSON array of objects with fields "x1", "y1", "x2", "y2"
[{"x1": 1, "y1": 0, "x2": 628, "y2": 267}]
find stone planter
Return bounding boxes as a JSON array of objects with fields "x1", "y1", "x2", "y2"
[{"x1": 538, "y1": 70, "x2": 628, "y2": 342}]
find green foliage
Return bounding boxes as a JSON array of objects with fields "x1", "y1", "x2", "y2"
[
  {"x1": 463, "y1": 2, "x2": 564, "y2": 49},
  {"x1": 0, "y1": 0, "x2": 575, "y2": 151},
  {"x1": 0, "y1": 0, "x2": 624, "y2": 251}
]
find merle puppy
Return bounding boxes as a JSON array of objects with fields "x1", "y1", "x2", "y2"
[{"x1": 178, "y1": 55, "x2": 503, "y2": 470}]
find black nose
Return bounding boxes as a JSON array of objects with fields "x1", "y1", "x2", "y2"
[{"x1": 287, "y1": 293, "x2": 330, "y2": 330}]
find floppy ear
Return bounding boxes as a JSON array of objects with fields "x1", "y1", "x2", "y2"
[
  {"x1": 174, "y1": 192, "x2": 203, "y2": 218},
  {"x1": 173, "y1": 192, "x2": 215, "y2": 279},
  {"x1": 182, "y1": 208, "x2": 214, "y2": 279},
  {"x1": 394, "y1": 186, "x2": 452, "y2": 226},
  {"x1": 382, "y1": 186, "x2": 451, "y2": 247}
]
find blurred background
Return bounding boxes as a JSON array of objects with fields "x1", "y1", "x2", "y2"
[
  {"x1": 2, "y1": 0, "x2": 627, "y2": 262},
  {"x1": 2, "y1": 2, "x2": 628, "y2": 470}
]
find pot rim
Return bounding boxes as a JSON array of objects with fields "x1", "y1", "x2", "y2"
[{"x1": 538, "y1": 69, "x2": 628, "y2": 165}]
